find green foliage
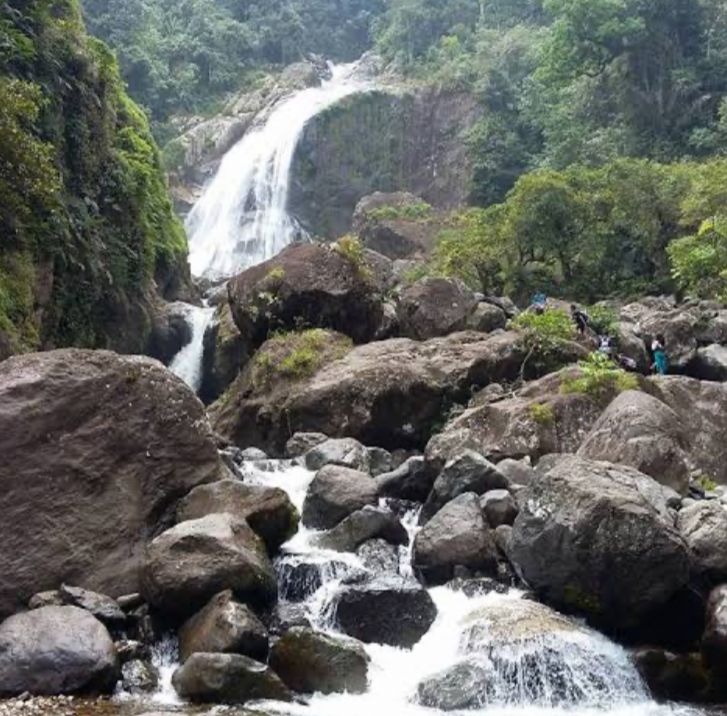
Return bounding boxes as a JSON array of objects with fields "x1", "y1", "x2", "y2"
[
  {"x1": 367, "y1": 201, "x2": 433, "y2": 222},
  {"x1": 694, "y1": 474, "x2": 718, "y2": 492},
  {"x1": 587, "y1": 305, "x2": 618, "y2": 336},
  {"x1": 334, "y1": 235, "x2": 373, "y2": 282},
  {"x1": 510, "y1": 308, "x2": 575, "y2": 375},
  {"x1": 529, "y1": 401, "x2": 555, "y2": 426},
  {"x1": 561, "y1": 351, "x2": 639, "y2": 398}
]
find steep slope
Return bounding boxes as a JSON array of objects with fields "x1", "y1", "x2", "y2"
[{"x1": 0, "y1": 0, "x2": 191, "y2": 360}]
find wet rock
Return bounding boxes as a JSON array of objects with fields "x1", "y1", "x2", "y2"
[
  {"x1": 376, "y1": 456, "x2": 433, "y2": 502},
  {"x1": 268, "y1": 603, "x2": 312, "y2": 635},
  {"x1": 142, "y1": 514, "x2": 277, "y2": 618},
  {"x1": 178, "y1": 590, "x2": 268, "y2": 663},
  {"x1": 445, "y1": 577, "x2": 509, "y2": 597},
  {"x1": 147, "y1": 301, "x2": 193, "y2": 365},
  {"x1": 115, "y1": 639, "x2": 148, "y2": 663},
  {"x1": 172, "y1": 653, "x2": 292, "y2": 704},
  {"x1": 367, "y1": 447, "x2": 393, "y2": 477},
  {"x1": 494, "y1": 524, "x2": 514, "y2": 561},
  {"x1": 480, "y1": 490, "x2": 518, "y2": 527},
  {"x1": 276, "y1": 560, "x2": 357, "y2": 603},
  {"x1": 632, "y1": 648, "x2": 708, "y2": 702},
  {"x1": 677, "y1": 502, "x2": 727, "y2": 583},
  {"x1": 304, "y1": 437, "x2": 371, "y2": 472},
  {"x1": 200, "y1": 302, "x2": 248, "y2": 403},
  {"x1": 301, "y1": 465, "x2": 378, "y2": 530},
  {"x1": 417, "y1": 659, "x2": 490, "y2": 710},
  {"x1": 577, "y1": 390, "x2": 690, "y2": 494},
  {"x1": 240, "y1": 447, "x2": 268, "y2": 461},
  {"x1": 702, "y1": 585, "x2": 727, "y2": 693},
  {"x1": 285, "y1": 432, "x2": 328, "y2": 458},
  {"x1": 421, "y1": 450, "x2": 509, "y2": 522},
  {"x1": 177, "y1": 480, "x2": 299, "y2": 553},
  {"x1": 116, "y1": 593, "x2": 144, "y2": 611},
  {"x1": 315, "y1": 506, "x2": 408, "y2": 553},
  {"x1": 334, "y1": 577, "x2": 437, "y2": 648},
  {"x1": 269, "y1": 627, "x2": 369, "y2": 694},
  {"x1": 510, "y1": 456, "x2": 690, "y2": 633},
  {"x1": 126, "y1": 605, "x2": 162, "y2": 646},
  {"x1": 0, "y1": 606, "x2": 118, "y2": 695},
  {"x1": 0, "y1": 349, "x2": 223, "y2": 618},
  {"x1": 121, "y1": 659, "x2": 159, "y2": 693},
  {"x1": 357, "y1": 539, "x2": 400, "y2": 574},
  {"x1": 397, "y1": 278, "x2": 477, "y2": 340},
  {"x1": 413, "y1": 493, "x2": 498, "y2": 585}
]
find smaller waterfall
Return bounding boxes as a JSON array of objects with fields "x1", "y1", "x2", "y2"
[
  {"x1": 186, "y1": 62, "x2": 370, "y2": 281},
  {"x1": 169, "y1": 304, "x2": 214, "y2": 392}
]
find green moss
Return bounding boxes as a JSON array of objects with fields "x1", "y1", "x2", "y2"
[
  {"x1": 529, "y1": 402, "x2": 555, "y2": 426},
  {"x1": 333, "y1": 236, "x2": 374, "y2": 282},
  {"x1": 695, "y1": 474, "x2": 718, "y2": 492},
  {"x1": 563, "y1": 584, "x2": 602, "y2": 615},
  {"x1": 367, "y1": 201, "x2": 433, "y2": 222},
  {"x1": 561, "y1": 352, "x2": 639, "y2": 398}
]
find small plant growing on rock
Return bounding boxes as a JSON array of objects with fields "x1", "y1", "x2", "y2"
[
  {"x1": 529, "y1": 402, "x2": 555, "y2": 426},
  {"x1": 510, "y1": 308, "x2": 575, "y2": 378},
  {"x1": 368, "y1": 202, "x2": 433, "y2": 222},
  {"x1": 265, "y1": 266, "x2": 286, "y2": 283},
  {"x1": 561, "y1": 352, "x2": 638, "y2": 399},
  {"x1": 587, "y1": 305, "x2": 619, "y2": 336},
  {"x1": 334, "y1": 235, "x2": 373, "y2": 282},
  {"x1": 694, "y1": 473, "x2": 718, "y2": 492}
]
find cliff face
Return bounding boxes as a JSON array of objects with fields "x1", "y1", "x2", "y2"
[
  {"x1": 0, "y1": 0, "x2": 192, "y2": 360},
  {"x1": 288, "y1": 87, "x2": 482, "y2": 239}
]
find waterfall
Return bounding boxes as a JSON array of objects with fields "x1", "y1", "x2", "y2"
[
  {"x1": 168, "y1": 304, "x2": 214, "y2": 392},
  {"x1": 186, "y1": 62, "x2": 370, "y2": 282}
]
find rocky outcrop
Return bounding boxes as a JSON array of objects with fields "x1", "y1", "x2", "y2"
[
  {"x1": 227, "y1": 243, "x2": 383, "y2": 351},
  {"x1": 397, "y1": 278, "x2": 477, "y2": 340},
  {"x1": 510, "y1": 456, "x2": 689, "y2": 633},
  {"x1": 178, "y1": 590, "x2": 268, "y2": 663},
  {"x1": 176, "y1": 480, "x2": 299, "y2": 554},
  {"x1": 0, "y1": 606, "x2": 118, "y2": 695},
  {"x1": 577, "y1": 390, "x2": 691, "y2": 494},
  {"x1": 172, "y1": 653, "x2": 292, "y2": 704},
  {"x1": 677, "y1": 502, "x2": 727, "y2": 583},
  {"x1": 269, "y1": 627, "x2": 369, "y2": 694},
  {"x1": 142, "y1": 514, "x2": 277, "y2": 618},
  {"x1": 413, "y1": 493, "x2": 498, "y2": 584},
  {"x1": 0, "y1": 349, "x2": 222, "y2": 618},
  {"x1": 334, "y1": 578, "x2": 438, "y2": 648}
]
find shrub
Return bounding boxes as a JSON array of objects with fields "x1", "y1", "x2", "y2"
[
  {"x1": 510, "y1": 308, "x2": 576, "y2": 376},
  {"x1": 529, "y1": 402, "x2": 555, "y2": 425},
  {"x1": 561, "y1": 352, "x2": 639, "y2": 399},
  {"x1": 367, "y1": 201, "x2": 433, "y2": 222},
  {"x1": 587, "y1": 305, "x2": 619, "y2": 336},
  {"x1": 334, "y1": 236, "x2": 373, "y2": 282}
]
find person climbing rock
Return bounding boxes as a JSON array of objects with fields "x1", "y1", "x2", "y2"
[
  {"x1": 571, "y1": 304, "x2": 590, "y2": 335},
  {"x1": 530, "y1": 292, "x2": 547, "y2": 315},
  {"x1": 597, "y1": 334, "x2": 615, "y2": 359},
  {"x1": 651, "y1": 334, "x2": 668, "y2": 375}
]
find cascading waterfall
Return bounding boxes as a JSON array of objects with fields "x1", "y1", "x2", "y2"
[
  {"x1": 168, "y1": 303, "x2": 214, "y2": 392},
  {"x1": 186, "y1": 62, "x2": 371, "y2": 281}
]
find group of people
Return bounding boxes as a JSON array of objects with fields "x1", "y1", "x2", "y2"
[{"x1": 528, "y1": 294, "x2": 669, "y2": 375}]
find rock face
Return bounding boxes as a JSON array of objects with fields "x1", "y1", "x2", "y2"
[
  {"x1": 690, "y1": 344, "x2": 727, "y2": 381},
  {"x1": 302, "y1": 465, "x2": 378, "y2": 529},
  {"x1": 0, "y1": 606, "x2": 118, "y2": 695},
  {"x1": 178, "y1": 590, "x2": 268, "y2": 663},
  {"x1": 510, "y1": 456, "x2": 689, "y2": 633},
  {"x1": 634, "y1": 306, "x2": 699, "y2": 369},
  {"x1": 397, "y1": 278, "x2": 477, "y2": 340},
  {"x1": 334, "y1": 578, "x2": 438, "y2": 648},
  {"x1": 212, "y1": 331, "x2": 538, "y2": 453},
  {"x1": 142, "y1": 514, "x2": 277, "y2": 618},
  {"x1": 0, "y1": 349, "x2": 222, "y2": 618},
  {"x1": 269, "y1": 627, "x2": 369, "y2": 694},
  {"x1": 172, "y1": 653, "x2": 292, "y2": 704},
  {"x1": 702, "y1": 585, "x2": 727, "y2": 690},
  {"x1": 227, "y1": 243, "x2": 383, "y2": 351},
  {"x1": 147, "y1": 301, "x2": 193, "y2": 365},
  {"x1": 413, "y1": 493, "x2": 498, "y2": 584},
  {"x1": 200, "y1": 302, "x2": 247, "y2": 403},
  {"x1": 677, "y1": 502, "x2": 727, "y2": 583},
  {"x1": 577, "y1": 390, "x2": 690, "y2": 494},
  {"x1": 176, "y1": 480, "x2": 299, "y2": 554}
]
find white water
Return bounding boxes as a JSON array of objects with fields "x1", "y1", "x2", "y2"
[
  {"x1": 186, "y1": 62, "x2": 370, "y2": 281},
  {"x1": 168, "y1": 303, "x2": 214, "y2": 392}
]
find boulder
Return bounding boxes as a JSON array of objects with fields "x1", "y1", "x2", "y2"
[
  {"x1": 480, "y1": 490, "x2": 518, "y2": 527},
  {"x1": 227, "y1": 243, "x2": 383, "y2": 351},
  {"x1": 397, "y1": 278, "x2": 477, "y2": 340},
  {"x1": 334, "y1": 577, "x2": 438, "y2": 648},
  {"x1": 421, "y1": 450, "x2": 509, "y2": 522},
  {"x1": 315, "y1": 506, "x2": 408, "y2": 553},
  {"x1": 0, "y1": 606, "x2": 118, "y2": 695},
  {"x1": 304, "y1": 437, "x2": 371, "y2": 472},
  {"x1": 357, "y1": 539, "x2": 400, "y2": 574},
  {"x1": 121, "y1": 659, "x2": 159, "y2": 693},
  {"x1": 702, "y1": 585, "x2": 727, "y2": 690},
  {"x1": 577, "y1": 390, "x2": 690, "y2": 494},
  {"x1": 0, "y1": 349, "x2": 222, "y2": 618},
  {"x1": 632, "y1": 648, "x2": 708, "y2": 702},
  {"x1": 689, "y1": 344, "x2": 727, "y2": 381},
  {"x1": 285, "y1": 432, "x2": 328, "y2": 458},
  {"x1": 466, "y1": 302, "x2": 507, "y2": 333},
  {"x1": 200, "y1": 302, "x2": 248, "y2": 403},
  {"x1": 172, "y1": 653, "x2": 292, "y2": 704},
  {"x1": 634, "y1": 306, "x2": 699, "y2": 369},
  {"x1": 510, "y1": 456, "x2": 690, "y2": 633},
  {"x1": 211, "y1": 331, "x2": 542, "y2": 453},
  {"x1": 178, "y1": 590, "x2": 268, "y2": 663},
  {"x1": 301, "y1": 465, "x2": 378, "y2": 529},
  {"x1": 495, "y1": 458, "x2": 534, "y2": 487},
  {"x1": 417, "y1": 659, "x2": 490, "y2": 710},
  {"x1": 147, "y1": 301, "x2": 193, "y2": 364},
  {"x1": 176, "y1": 480, "x2": 299, "y2": 553},
  {"x1": 57, "y1": 585, "x2": 126, "y2": 629},
  {"x1": 142, "y1": 514, "x2": 277, "y2": 618},
  {"x1": 269, "y1": 627, "x2": 369, "y2": 695},
  {"x1": 376, "y1": 456, "x2": 433, "y2": 502},
  {"x1": 413, "y1": 494, "x2": 498, "y2": 584},
  {"x1": 367, "y1": 447, "x2": 393, "y2": 477},
  {"x1": 677, "y1": 502, "x2": 727, "y2": 583}
]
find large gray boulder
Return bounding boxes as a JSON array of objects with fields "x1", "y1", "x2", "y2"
[
  {"x1": 172, "y1": 653, "x2": 292, "y2": 704},
  {"x1": 577, "y1": 390, "x2": 690, "y2": 494},
  {"x1": 269, "y1": 627, "x2": 369, "y2": 695},
  {"x1": 142, "y1": 514, "x2": 277, "y2": 618},
  {"x1": 0, "y1": 349, "x2": 222, "y2": 618},
  {"x1": 677, "y1": 502, "x2": 727, "y2": 583},
  {"x1": 376, "y1": 456, "x2": 433, "y2": 502},
  {"x1": 315, "y1": 506, "x2": 408, "y2": 553},
  {"x1": 0, "y1": 606, "x2": 118, "y2": 695},
  {"x1": 689, "y1": 344, "x2": 727, "y2": 381},
  {"x1": 413, "y1": 493, "x2": 498, "y2": 585},
  {"x1": 178, "y1": 590, "x2": 268, "y2": 663},
  {"x1": 510, "y1": 456, "x2": 689, "y2": 632},
  {"x1": 302, "y1": 465, "x2": 378, "y2": 529},
  {"x1": 703, "y1": 585, "x2": 727, "y2": 693},
  {"x1": 334, "y1": 577, "x2": 437, "y2": 648},
  {"x1": 634, "y1": 305, "x2": 700, "y2": 369},
  {"x1": 304, "y1": 437, "x2": 371, "y2": 472},
  {"x1": 397, "y1": 278, "x2": 477, "y2": 340},
  {"x1": 177, "y1": 480, "x2": 299, "y2": 553}
]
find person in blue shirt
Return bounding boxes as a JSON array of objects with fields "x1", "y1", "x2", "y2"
[{"x1": 651, "y1": 334, "x2": 668, "y2": 375}]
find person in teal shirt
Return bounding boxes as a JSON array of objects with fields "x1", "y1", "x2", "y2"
[{"x1": 651, "y1": 334, "x2": 668, "y2": 375}]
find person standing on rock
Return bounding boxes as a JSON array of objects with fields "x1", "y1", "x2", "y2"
[
  {"x1": 651, "y1": 334, "x2": 668, "y2": 375},
  {"x1": 571, "y1": 304, "x2": 590, "y2": 335}
]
